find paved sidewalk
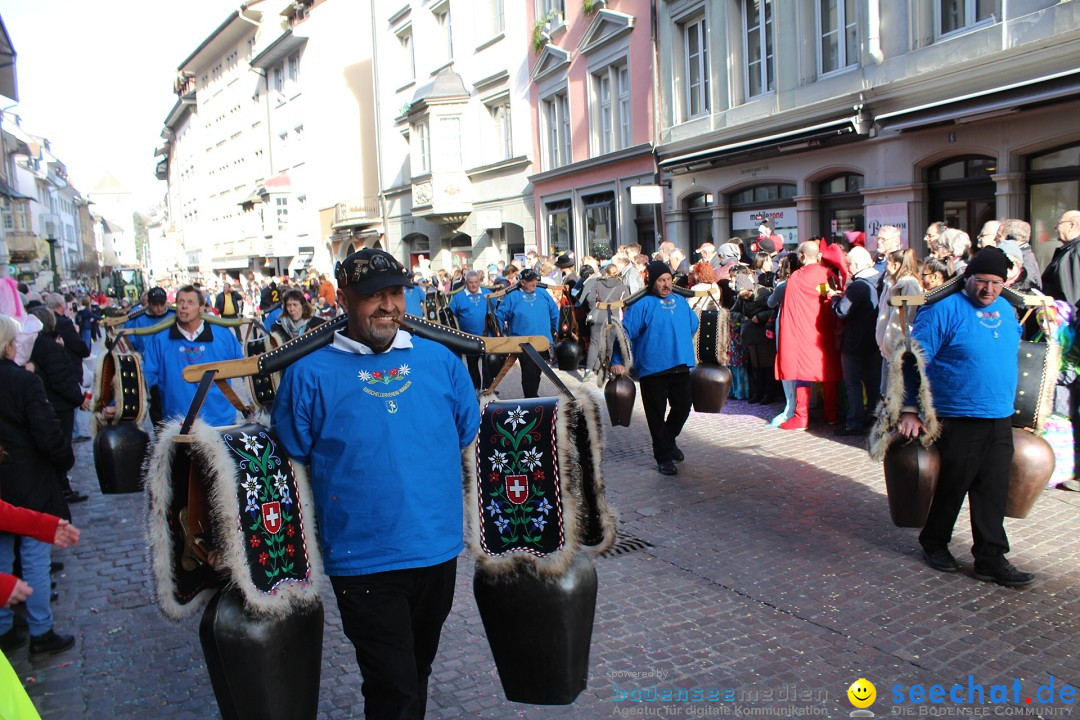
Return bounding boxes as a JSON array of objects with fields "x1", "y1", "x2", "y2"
[{"x1": 7, "y1": 366, "x2": 1080, "y2": 719}]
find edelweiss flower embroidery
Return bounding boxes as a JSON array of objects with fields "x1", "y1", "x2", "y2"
[
  {"x1": 521, "y1": 448, "x2": 543, "y2": 471},
  {"x1": 488, "y1": 450, "x2": 510, "y2": 472},
  {"x1": 358, "y1": 370, "x2": 372, "y2": 382},
  {"x1": 506, "y1": 406, "x2": 529, "y2": 430},
  {"x1": 240, "y1": 431, "x2": 263, "y2": 454}
]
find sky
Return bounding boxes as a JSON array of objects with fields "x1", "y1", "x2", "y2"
[{"x1": 0, "y1": 0, "x2": 240, "y2": 210}]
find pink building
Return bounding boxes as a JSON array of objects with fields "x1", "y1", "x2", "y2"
[{"x1": 528, "y1": 0, "x2": 659, "y2": 260}]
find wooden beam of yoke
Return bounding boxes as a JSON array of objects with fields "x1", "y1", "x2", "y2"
[
  {"x1": 889, "y1": 293, "x2": 1053, "y2": 307},
  {"x1": 595, "y1": 286, "x2": 712, "y2": 310},
  {"x1": 180, "y1": 313, "x2": 549, "y2": 383}
]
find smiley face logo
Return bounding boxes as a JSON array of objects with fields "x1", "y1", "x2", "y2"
[{"x1": 847, "y1": 678, "x2": 876, "y2": 709}]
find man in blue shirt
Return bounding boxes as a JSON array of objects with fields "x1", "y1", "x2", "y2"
[
  {"x1": 403, "y1": 272, "x2": 428, "y2": 317},
  {"x1": 140, "y1": 285, "x2": 244, "y2": 427},
  {"x1": 611, "y1": 261, "x2": 699, "y2": 476},
  {"x1": 898, "y1": 247, "x2": 1034, "y2": 587},
  {"x1": 494, "y1": 269, "x2": 559, "y2": 398},
  {"x1": 448, "y1": 270, "x2": 491, "y2": 390},
  {"x1": 272, "y1": 249, "x2": 480, "y2": 718}
]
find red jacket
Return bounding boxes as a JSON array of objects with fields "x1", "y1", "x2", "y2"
[
  {"x1": 776, "y1": 263, "x2": 843, "y2": 382},
  {"x1": 0, "y1": 500, "x2": 59, "y2": 605}
]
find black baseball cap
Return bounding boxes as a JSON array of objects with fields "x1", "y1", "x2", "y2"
[
  {"x1": 519, "y1": 269, "x2": 540, "y2": 282},
  {"x1": 335, "y1": 248, "x2": 413, "y2": 294},
  {"x1": 147, "y1": 287, "x2": 167, "y2": 304}
]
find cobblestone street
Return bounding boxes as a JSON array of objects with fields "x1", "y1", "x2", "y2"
[{"x1": 8, "y1": 365, "x2": 1080, "y2": 719}]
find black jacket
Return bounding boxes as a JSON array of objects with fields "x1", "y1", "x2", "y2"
[
  {"x1": 54, "y1": 312, "x2": 90, "y2": 377},
  {"x1": 0, "y1": 358, "x2": 73, "y2": 518},
  {"x1": 833, "y1": 270, "x2": 881, "y2": 356},
  {"x1": 31, "y1": 333, "x2": 84, "y2": 412},
  {"x1": 214, "y1": 290, "x2": 244, "y2": 317}
]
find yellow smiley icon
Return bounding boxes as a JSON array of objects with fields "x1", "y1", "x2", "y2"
[{"x1": 847, "y1": 678, "x2": 876, "y2": 709}]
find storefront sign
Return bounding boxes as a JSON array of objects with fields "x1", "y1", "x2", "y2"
[
  {"x1": 732, "y1": 207, "x2": 794, "y2": 231},
  {"x1": 865, "y1": 203, "x2": 909, "y2": 251},
  {"x1": 630, "y1": 185, "x2": 663, "y2": 205}
]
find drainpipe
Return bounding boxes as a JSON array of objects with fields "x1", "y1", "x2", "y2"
[{"x1": 867, "y1": 0, "x2": 884, "y2": 65}]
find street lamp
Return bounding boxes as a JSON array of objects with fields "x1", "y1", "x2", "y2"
[{"x1": 45, "y1": 235, "x2": 59, "y2": 291}]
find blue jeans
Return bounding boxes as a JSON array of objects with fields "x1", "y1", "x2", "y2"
[{"x1": 0, "y1": 534, "x2": 53, "y2": 636}]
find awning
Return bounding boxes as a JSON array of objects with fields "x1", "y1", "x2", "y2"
[
  {"x1": 250, "y1": 30, "x2": 308, "y2": 70},
  {"x1": 0, "y1": 179, "x2": 30, "y2": 200},
  {"x1": 659, "y1": 116, "x2": 862, "y2": 171},
  {"x1": 876, "y1": 67, "x2": 1080, "y2": 132},
  {"x1": 210, "y1": 256, "x2": 253, "y2": 271}
]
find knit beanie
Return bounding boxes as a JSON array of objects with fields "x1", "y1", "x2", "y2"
[
  {"x1": 646, "y1": 261, "x2": 672, "y2": 292},
  {"x1": 964, "y1": 246, "x2": 1010, "y2": 280}
]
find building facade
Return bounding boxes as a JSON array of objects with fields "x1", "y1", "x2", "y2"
[
  {"x1": 528, "y1": 0, "x2": 659, "y2": 260},
  {"x1": 654, "y1": 0, "x2": 1080, "y2": 268},
  {"x1": 372, "y1": 0, "x2": 536, "y2": 272}
]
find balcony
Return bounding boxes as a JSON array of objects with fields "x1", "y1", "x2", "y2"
[
  {"x1": 4, "y1": 231, "x2": 38, "y2": 263},
  {"x1": 332, "y1": 196, "x2": 381, "y2": 229}
]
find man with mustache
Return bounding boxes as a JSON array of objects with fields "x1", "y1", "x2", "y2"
[
  {"x1": 272, "y1": 248, "x2": 480, "y2": 718},
  {"x1": 897, "y1": 247, "x2": 1034, "y2": 587}
]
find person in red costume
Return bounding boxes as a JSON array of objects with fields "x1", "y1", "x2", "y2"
[
  {"x1": 0, "y1": 501, "x2": 80, "y2": 611},
  {"x1": 775, "y1": 240, "x2": 844, "y2": 430}
]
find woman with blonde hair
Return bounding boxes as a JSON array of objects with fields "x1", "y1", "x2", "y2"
[{"x1": 875, "y1": 248, "x2": 924, "y2": 390}]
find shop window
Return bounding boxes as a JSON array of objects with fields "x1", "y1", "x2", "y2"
[
  {"x1": 1028, "y1": 143, "x2": 1080, "y2": 272},
  {"x1": 819, "y1": 173, "x2": 864, "y2": 245},
  {"x1": 583, "y1": 192, "x2": 616, "y2": 258},
  {"x1": 728, "y1": 183, "x2": 797, "y2": 246},
  {"x1": 546, "y1": 200, "x2": 572, "y2": 255},
  {"x1": 927, "y1": 155, "x2": 996, "y2": 240}
]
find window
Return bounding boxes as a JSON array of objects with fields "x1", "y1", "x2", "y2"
[
  {"x1": 538, "y1": 0, "x2": 565, "y2": 20},
  {"x1": 414, "y1": 121, "x2": 430, "y2": 173},
  {"x1": 938, "y1": 0, "x2": 997, "y2": 36},
  {"x1": 273, "y1": 65, "x2": 284, "y2": 94},
  {"x1": 489, "y1": 100, "x2": 513, "y2": 161},
  {"x1": 398, "y1": 27, "x2": 415, "y2": 84},
  {"x1": 287, "y1": 53, "x2": 299, "y2": 84},
  {"x1": 546, "y1": 200, "x2": 572, "y2": 255},
  {"x1": 542, "y1": 91, "x2": 572, "y2": 169},
  {"x1": 276, "y1": 197, "x2": 289, "y2": 229},
  {"x1": 744, "y1": 0, "x2": 774, "y2": 98},
  {"x1": 484, "y1": 0, "x2": 505, "y2": 38},
  {"x1": 1, "y1": 197, "x2": 12, "y2": 231},
  {"x1": 433, "y1": 5, "x2": 453, "y2": 64},
  {"x1": 437, "y1": 116, "x2": 462, "y2": 170},
  {"x1": 681, "y1": 16, "x2": 709, "y2": 119},
  {"x1": 818, "y1": 0, "x2": 857, "y2": 75},
  {"x1": 592, "y1": 63, "x2": 632, "y2": 155}
]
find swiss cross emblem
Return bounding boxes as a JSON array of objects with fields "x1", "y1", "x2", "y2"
[
  {"x1": 505, "y1": 475, "x2": 529, "y2": 506},
  {"x1": 261, "y1": 501, "x2": 282, "y2": 534}
]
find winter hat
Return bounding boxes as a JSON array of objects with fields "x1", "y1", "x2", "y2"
[
  {"x1": 964, "y1": 246, "x2": 1010, "y2": 280},
  {"x1": 646, "y1": 261, "x2": 672, "y2": 290}
]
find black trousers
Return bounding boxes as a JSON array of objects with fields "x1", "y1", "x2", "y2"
[
  {"x1": 331, "y1": 558, "x2": 457, "y2": 720},
  {"x1": 639, "y1": 370, "x2": 692, "y2": 464},
  {"x1": 520, "y1": 353, "x2": 542, "y2": 398},
  {"x1": 919, "y1": 417, "x2": 1012, "y2": 567}
]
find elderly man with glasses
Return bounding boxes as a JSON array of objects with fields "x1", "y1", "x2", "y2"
[{"x1": 1041, "y1": 210, "x2": 1080, "y2": 308}]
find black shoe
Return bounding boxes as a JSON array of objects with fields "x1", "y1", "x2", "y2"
[
  {"x1": 28, "y1": 629, "x2": 75, "y2": 662},
  {"x1": 50, "y1": 561, "x2": 64, "y2": 574},
  {"x1": 0, "y1": 627, "x2": 26, "y2": 653},
  {"x1": 671, "y1": 446, "x2": 685, "y2": 463},
  {"x1": 657, "y1": 461, "x2": 678, "y2": 476},
  {"x1": 973, "y1": 561, "x2": 1035, "y2": 588},
  {"x1": 64, "y1": 491, "x2": 89, "y2": 504},
  {"x1": 921, "y1": 546, "x2": 959, "y2": 573}
]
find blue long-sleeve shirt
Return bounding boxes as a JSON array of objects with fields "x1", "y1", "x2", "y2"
[
  {"x1": 271, "y1": 333, "x2": 480, "y2": 576},
  {"x1": 125, "y1": 309, "x2": 175, "y2": 353},
  {"x1": 904, "y1": 291, "x2": 1020, "y2": 418},
  {"x1": 612, "y1": 293, "x2": 699, "y2": 378},
  {"x1": 448, "y1": 288, "x2": 491, "y2": 335},
  {"x1": 141, "y1": 321, "x2": 244, "y2": 425},
  {"x1": 494, "y1": 287, "x2": 559, "y2": 341}
]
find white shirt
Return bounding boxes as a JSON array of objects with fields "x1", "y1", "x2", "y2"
[
  {"x1": 332, "y1": 328, "x2": 413, "y2": 355},
  {"x1": 177, "y1": 320, "x2": 205, "y2": 342}
]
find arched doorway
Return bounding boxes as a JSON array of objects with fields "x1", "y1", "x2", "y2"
[
  {"x1": 927, "y1": 155, "x2": 996, "y2": 236},
  {"x1": 684, "y1": 192, "x2": 713, "y2": 250}
]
